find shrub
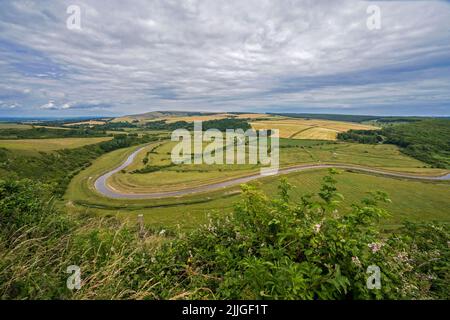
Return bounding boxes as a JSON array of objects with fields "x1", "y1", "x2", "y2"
[{"x1": 0, "y1": 172, "x2": 448, "y2": 299}]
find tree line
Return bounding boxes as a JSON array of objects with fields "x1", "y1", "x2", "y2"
[{"x1": 338, "y1": 119, "x2": 450, "y2": 169}]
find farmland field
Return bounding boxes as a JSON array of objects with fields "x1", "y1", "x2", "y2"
[
  {"x1": 63, "y1": 120, "x2": 106, "y2": 126},
  {"x1": 0, "y1": 123, "x2": 33, "y2": 129},
  {"x1": 251, "y1": 119, "x2": 379, "y2": 140},
  {"x1": 0, "y1": 137, "x2": 113, "y2": 152}
]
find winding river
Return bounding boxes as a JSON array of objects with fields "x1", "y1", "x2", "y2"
[{"x1": 94, "y1": 146, "x2": 450, "y2": 199}]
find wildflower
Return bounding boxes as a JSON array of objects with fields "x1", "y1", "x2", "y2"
[
  {"x1": 395, "y1": 251, "x2": 408, "y2": 262},
  {"x1": 352, "y1": 256, "x2": 362, "y2": 267},
  {"x1": 159, "y1": 229, "x2": 166, "y2": 236},
  {"x1": 368, "y1": 242, "x2": 383, "y2": 253},
  {"x1": 313, "y1": 223, "x2": 321, "y2": 233}
]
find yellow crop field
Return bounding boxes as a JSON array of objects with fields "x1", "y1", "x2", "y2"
[
  {"x1": 251, "y1": 119, "x2": 379, "y2": 140},
  {"x1": 252, "y1": 121, "x2": 311, "y2": 138},
  {"x1": 64, "y1": 120, "x2": 106, "y2": 126},
  {"x1": 293, "y1": 127, "x2": 339, "y2": 140},
  {"x1": 0, "y1": 137, "x2": 112, "y2": 152}
]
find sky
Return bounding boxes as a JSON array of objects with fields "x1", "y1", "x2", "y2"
[{"x1": 0, "y1": 0, "x2": 450, "y2": 117}]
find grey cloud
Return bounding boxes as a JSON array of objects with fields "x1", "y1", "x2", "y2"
[{"x1": 0, "y1": 0, "x2": 449, "y2": 116}]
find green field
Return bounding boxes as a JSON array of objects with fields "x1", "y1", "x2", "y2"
[
  {"x1": 0, "y1": 137, "x2": 113, "y2": 152},
  {"x1": 0, "y1": 123, "x2": 33, "y2": 129}
]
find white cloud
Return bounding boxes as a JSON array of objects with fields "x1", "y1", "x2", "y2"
[{"x1": 39, "y1": 100, "x2": 56, "y2": 109}]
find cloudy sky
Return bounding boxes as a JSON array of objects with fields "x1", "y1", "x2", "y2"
[{"x1": 0, "y1": 0, "x2": 449, "y2": 117}]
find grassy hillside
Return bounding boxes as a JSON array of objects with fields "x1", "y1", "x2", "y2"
[
  {"x1": 0, "y1": 134, "x2": 160, "y2": 197},
  {"x1": 338, "y1": 119, "x2": 450, "y2": 169}
]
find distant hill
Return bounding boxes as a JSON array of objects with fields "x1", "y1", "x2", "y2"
[
  {"x1": 268, "y1": 113, "x2": 437, "y2": 123},
  {"x1": 112, "y1": 111, "x2": 220, "y2": 122},
  {"x1": 113, "y1": 111, "x2": 448, "y2": 124}
]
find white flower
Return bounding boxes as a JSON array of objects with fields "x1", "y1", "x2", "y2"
[
  {"x1": 352, "y1": 256, "x2": 362, "y2": 267},
  {"x1": 159, "y1": 229, "x2": 166, "y2": 236},
  {"x1": 313, "y1": 223, "x2": 321, "y2": 233}
]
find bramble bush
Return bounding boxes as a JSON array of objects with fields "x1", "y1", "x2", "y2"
[{"x1": 0, "y1": 171, "x2": 448, "y2": 299}]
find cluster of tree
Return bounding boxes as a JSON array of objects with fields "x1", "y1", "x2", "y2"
[
  {"x1": 0, "y1": 134, "x2": 159, "y2": 197},
  {"x1": 0, "y1": 173, "x2": 448, "y2": 299},
  {"x1": 338, "y1": 119, "x2": 450, "y2": 168},
  {"x1": 144, "y1": 120, "x2": 191, "y2": 130},
  {"x1": 0, "y1": 127, "x2": 109, "y2": 139},
  {"x1": 376, "y1": 117, "x2": 422, "y2": 123},
  {"x1": 337, "y1": 129, "x2": 384, "y2": 144},
  {"x1": 144, "y1": 118, "x2": 252, "y2": 132}
]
